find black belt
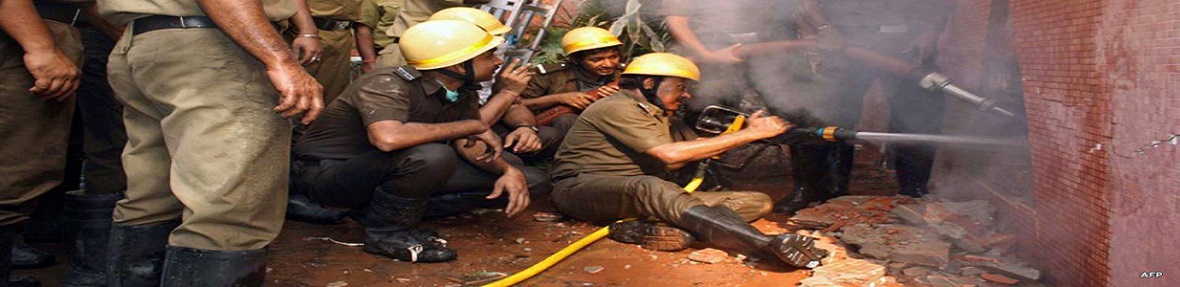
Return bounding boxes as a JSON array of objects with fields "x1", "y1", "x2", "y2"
[
  {"x1": 35, "y1": 2, "x2": 80, "y2": 25},
  {"x1": 132, "y1": 15, "x2": 218, "y2": 36},
  {"x1": 132, "y1": 15, "x2": 281, "y2": 36},
  {"x1": 312, "y1": 17, "x2": 352, "y2": 31}
]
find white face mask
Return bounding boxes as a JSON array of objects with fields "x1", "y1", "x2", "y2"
[{"x1": 444, "y1": 88, "x2": 461, "y2": 103}]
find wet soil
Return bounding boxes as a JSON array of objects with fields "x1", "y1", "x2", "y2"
[{"x1": 16, "y1": 145, "x2": 899, "y2": 286}]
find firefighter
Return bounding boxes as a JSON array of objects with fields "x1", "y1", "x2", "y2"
[
  {"x1": 810, "y1": 0, "x2": 956, "y2": 199},
  {"x1": 290, "y1": 20, "x2": 547, "y2": 263},
  {"x1": 549, "y1": 53, "x2": 825, "y2": 268},
  {"x1": 1, "y1": 1, "x2": 83, "y2": 285},
  {"x1": 426, "y1": 7, "x2": 561, "y2": 164},
  {"x1": 99, "y1": 0, "x2": 323, "y2": 284},
  {"x1": 515, "y1": 26, "x2": 624, "y2": 138}
]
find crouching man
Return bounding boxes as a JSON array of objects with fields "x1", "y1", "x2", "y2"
[
  {"x1": 291, "y1": 20, "x2": 547, "y2": 263},
  {"x1": 549, "y1": 53, "x2": 826, "y2": 268}
]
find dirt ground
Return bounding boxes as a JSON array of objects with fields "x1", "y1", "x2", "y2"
[{"x1": 16, "y1": 145, "x2": 900, "y2": 287}]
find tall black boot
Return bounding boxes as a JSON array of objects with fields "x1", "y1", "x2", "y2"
[
  {"x1": 774, "y1": 142, "x2": 835, "y2": 215},
  {"x1": 159, "y1": 246, "x2": 266, "y2": 287},
  {"x1": 895, "y1": 143, "x2": 935, "y2": 198},
  {"x1": 361, "y1": 188, "x2": 456, "y2": 263},
  {"x1": 827, "y1": 142, "x2": 855, "y2": 200},
  {"x1": 679, "y1": 205, "x2": 826, "y2": 268},
  {"x1": 62, "y1": 192, "x2": 123, "y2": 287},
  {"x1": 107, "y1": 221, "x2": 178, "y2": 287},
  {"x1": 1, "y1": 225, "x2": 40, "y2": 287}
]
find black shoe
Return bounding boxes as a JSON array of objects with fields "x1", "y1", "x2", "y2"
[
  {"x1": 62, "y1": 192, "x2": 122, "y2": 287},
  {"x1": 608, "y1": 220, "x2": 695, "y2": 251},
  {"x1": 3, "y1": 226, "x2": 41, "y2": 287},
  {"x1": 363, "y1": 229, "x2": 457, "y2": 263},
  {"x1": 772, "y1": 187, "x2": 812, "y2": 215},
  {"x1": 160, "y1": 246, "x2": 267, "y2": 286},
  {"x1": 107, "y1": 221, "x2": 178, "y2": 286},
  {"x1": 10, "y1": 240, "x2": 54, "y2": 269},
  {"x1": 286, "y1": 194, "x2": 346, "y2": 224}
]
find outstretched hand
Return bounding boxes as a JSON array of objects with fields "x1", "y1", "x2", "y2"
[{"x1": 486, "y1": 167, "x2": 530, "y2": 217}]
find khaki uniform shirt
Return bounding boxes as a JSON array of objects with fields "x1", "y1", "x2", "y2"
[
  {"x1": 99, "y1": 0, "x2": 296, "y2": 26},
  {"x1": 519, "y1": 63, "x2": 616, "y2": 113},
  {"x1": 551, "y1": 90, "x2": 695, "y2": 179},
  {"x1": 295, "y1": 66, "x2": 481, "y2": 160},
  {"x1": 309, "y1": 0, "x2": 364, "y2": 21},
  {"x1": 385, "y1": 0, "x2": 463, "y2": 37},
  {"x1": 358, "y1": 0, "x2": 403, "y2": 48}
]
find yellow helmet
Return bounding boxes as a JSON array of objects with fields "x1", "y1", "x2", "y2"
[
  {"x1": 622, "y1": 53, "x2": 701, "y2": 81},
  {"x1": 428, "y1": 7, "x2": 511, "y2": 36},
  {"x1": 561, "y1": 27, "x2": 623, "y2": 56},
  {"x1": 401, "y1": 20, "x2": 506, "y2": 70}
]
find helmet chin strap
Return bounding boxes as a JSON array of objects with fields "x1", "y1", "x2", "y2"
[
  {"x1": 436, "y1": 60, "x2": 481, "y2": 91},
  {"x1": 640, "y1": 77, "x2": 671, "y2": 112}
]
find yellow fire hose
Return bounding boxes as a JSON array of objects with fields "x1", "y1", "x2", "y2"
[{"x1": 483, "y1": 115, "x2": 746, "y2": 287}]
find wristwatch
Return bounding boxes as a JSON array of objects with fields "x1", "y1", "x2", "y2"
[{"x1": 515, "y1": 125, "x2": 540, "y2": 132}]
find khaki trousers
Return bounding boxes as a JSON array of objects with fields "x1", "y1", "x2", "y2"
[
  {"x1": 107, "y1": 27, "x2": 291, "y2": 251},
  {"x1": 551, "y1": 173, "x2": 772, "y2": 225},
  {"x1": 304, "y1": 29, "x2": 355, "y2": 103},
  {"x1": 0, "y1": 20, "x2": 82, "y2": 226}
]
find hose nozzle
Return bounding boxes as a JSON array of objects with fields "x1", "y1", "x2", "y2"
[{"x1": 918, "y1": 72, "x2": 1016, "y2": 117}]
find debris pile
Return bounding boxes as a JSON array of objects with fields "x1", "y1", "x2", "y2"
[{"x1": 794, "y1": 196, "x2": 1045, "y2": 287}]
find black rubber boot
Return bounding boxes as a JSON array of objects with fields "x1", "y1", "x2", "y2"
[
  {"x1": 107, "y1": 220, "x2": 178, "y2": 287},
  {"x1": 607, "y1": 220, "x2": 695, "y2": 251},
  {"x1": 285, "y1": 194, "x2": 346, "y2": 224},
  {"x1": 361, "y1": 188, "x2": 456, "y2": 263},
  {"x1": 2, "y1": 225, "x2": 40, "y2": 287},
  {"x1": 9, "y1": 240, "x2": 54, "y2": 269},
  {"x1": 772, "y1": 186, "x2": 813, "y2": 216},
  {"x1": 62, "y1": 192, "x2": 123, "y2": 287},
  {"x1": 159, "y1": 246, "x2": 267, "y2": 287},
  {"x1": 774, "y1": 142, "x2": 834, "y2": 215},
  {"x1": 894, "y1": 143, "x2": 935, "y2": 198},
  {"x1": 679, "y1": 205, "x2": 826, "y2": 268}
]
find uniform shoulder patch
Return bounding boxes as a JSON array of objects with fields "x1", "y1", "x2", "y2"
[
  {"x1": 534, "y1": 62, "x2": 569, "y2": 75},
  {"x1": 393, "y1": 65, "x2": 422, "y2": 81},
  {"x1": 636, "y1": 102, "x2": 657, "y2": 116}
]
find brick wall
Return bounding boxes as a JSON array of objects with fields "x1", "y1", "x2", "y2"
[
  {"x1": 1009, "y1": 0, "x2": 1112, "y2": 286},
  {"x1": 1099, "y1": 0, "x2": 1180, "y2": 286},
  {"x1": 937, "y1": 0, "x2": 1180, "y2": 286}
]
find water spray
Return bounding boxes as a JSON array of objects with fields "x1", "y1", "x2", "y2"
[{"x1": 697, "y1": 106, "x2": 1021, "y2": 147}]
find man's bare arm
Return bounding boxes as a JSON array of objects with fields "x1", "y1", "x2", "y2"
[
  {"x1": 196, "y1": 0, "x2": 324, "y2": 123},
  {"x1": 0, "y1": 0, "x2": 79, "y2": 100},
  {"x1": 355, "y1": 24, "x2": 378, "y2": 73},
  {"x1": 366, "y1": 119, "x2": 488, "y2": 152},
  {"x1": 646, "y1": 112, "x2": 790, "y2": 169},
  {"x1": 664, "y1": 15, "x2": 742, "y2": 64}
]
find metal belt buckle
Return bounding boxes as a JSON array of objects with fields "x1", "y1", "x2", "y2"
[
  {"x1": 334, "y1": 21, "x2": 351, "y2": 30},
  {"x1": 727, "y1": 32, "x2": 760, "y2": 44},
  {"x1": 879, "y1": 25, "x2": 909, "y2": 33}
]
